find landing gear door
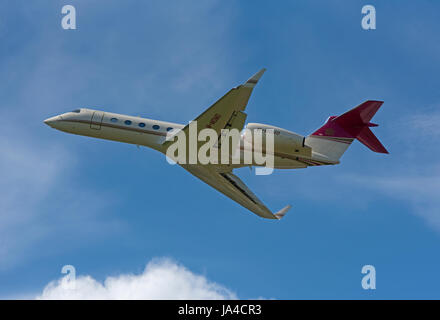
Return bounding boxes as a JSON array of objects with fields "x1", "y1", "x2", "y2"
[{"x1": 90, "y1": 111, "x2": 104, "y2": 130}]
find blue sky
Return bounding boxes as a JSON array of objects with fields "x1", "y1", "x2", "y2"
[{"x1": 1, "y1": 0, "x2": 439, "y2": 299}]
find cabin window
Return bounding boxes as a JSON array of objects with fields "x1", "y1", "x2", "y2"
[
  {"x1": 110, "y1": 118, "x2": 118, "y2": 122},
  {"x1": 71, "y1": 109, "x2": 81, "y2": 113},
  {"x1": 124, "y1": 120, "x2": 132, "y2": 125},
  {"x1": 166, "y1": 127, "x2": 173, "y2": 132},
  {"x1": 139, "y1": 123, "x2": 146, "y2": 128},
  {"x1": 152, "y1": 125, "x2": 160, "y2": 130}
]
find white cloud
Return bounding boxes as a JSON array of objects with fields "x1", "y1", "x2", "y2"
[
  {"x1": 347, "y1": 172, "x2": 440, "y2": 231},
  {"x1": 405, "y1": 113, "x2": 440, "y2": 137},
  {"x1": 37, "y1": 258, "x2": 237, "y2": 300}
]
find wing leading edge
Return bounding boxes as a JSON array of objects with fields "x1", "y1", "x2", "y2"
[{"x1": 162, "y1": 68, "x2": 266, "y2": 152}]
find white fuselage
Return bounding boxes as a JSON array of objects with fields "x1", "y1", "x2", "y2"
[
  {"x1": 45, "y1": 108, "x2": 182, "y2": 152},
  {"x1": 44, "y1": 108, "x2": 335, "y2": 169}
]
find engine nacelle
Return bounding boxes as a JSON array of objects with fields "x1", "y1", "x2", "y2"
[{"x1": 243, "y1": 123, "x2": 311, "y2": 158}]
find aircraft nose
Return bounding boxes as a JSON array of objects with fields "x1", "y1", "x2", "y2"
[{"x1": 44, "y1": 115, "x2": 61, "y2": 127}]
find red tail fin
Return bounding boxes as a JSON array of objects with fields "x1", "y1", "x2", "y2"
[{"x1": 312, "y1": 100, "x2": 388, "y2": 154}]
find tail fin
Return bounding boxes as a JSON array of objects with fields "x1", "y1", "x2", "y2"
[{"x1": 305, "y1": 100, "x2": 388, "y2": 162}]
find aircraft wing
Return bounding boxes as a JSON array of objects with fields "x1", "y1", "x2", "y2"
[
  {"x1": 163, "y1": 68, "x2": 266, "y2": 151},
  {"x1": 181, "y1": 164, "x2": 291, "y2": 220}
]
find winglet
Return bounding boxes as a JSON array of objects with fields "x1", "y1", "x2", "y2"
[
  {"x1": 274, "y1": 204, "x2": 291, "y2": 220},
  {"x1": 244, "y1": 68, "x2": 266, "y2": 88}
]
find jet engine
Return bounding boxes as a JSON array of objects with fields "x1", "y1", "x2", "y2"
[{"x1": 243, "y1": 123, "x2": 311, "y2": 158}]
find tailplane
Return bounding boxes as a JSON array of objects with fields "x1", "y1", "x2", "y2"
[{"x1": 305, "y1": 100, "x2": 388, "y2": 162}]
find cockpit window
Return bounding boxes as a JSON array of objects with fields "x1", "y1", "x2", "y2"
[{"x1": 71, "y1": 109, "x2": 81, "y2": 113}]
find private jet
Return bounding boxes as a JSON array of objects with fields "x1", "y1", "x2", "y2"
[{"x1": 44, "y1": 69, "x2": 388, "y2": 220}]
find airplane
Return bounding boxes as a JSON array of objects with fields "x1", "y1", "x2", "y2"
[{"x1": 44, "y1": 68, "x2": 388, "y2": 220}]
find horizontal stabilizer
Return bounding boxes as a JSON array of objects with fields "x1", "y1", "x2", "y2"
[
  {"x1": 336, "y1": 100, "x2": 383, "y2": 130},
  {"x1": 357, "y1": 126, "x2": 388, "y2": 153}
]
